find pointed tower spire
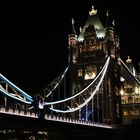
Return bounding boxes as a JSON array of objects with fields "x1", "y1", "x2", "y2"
[
  {"x1": 68, "y1": 18, "x2": 78, "y2": 64},
  {"x1": 105, "y1": 11, "x2": 115, "y2": 27},
  {"x1": 112, "y1": 19, "x2": 115, "y2": 27},
  {"x1": 68, "y1": 18, "x2": 77, "y2": 40},
  {"x1": 105, "y1": 10, "x2": 115, "y2": 39},
  {"x1": 106, "y1": 11, "x2": 109, "y2": 17},
  {"x1": 79, "y1": 27, "x2": 82, "y2": 33},
  {"x1": 71, "y1": 18, "x2": 77, "y2": 35},
  {"x1": 106, "y1": 11, "x2": 109, "y2": 27},
  {"x1": 78, "y1": 5, "x2": 105, "y2": 40}
]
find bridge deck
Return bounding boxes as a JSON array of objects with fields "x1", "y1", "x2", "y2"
[{"x1": 0, "y1": 107, "x2": 112, "y2": 132}]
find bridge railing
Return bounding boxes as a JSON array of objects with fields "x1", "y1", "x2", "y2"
[
  {"x1": 0, "y1": 105, "x2": 112, "y2": 129},
  {"x1": 0, "y1": 105, "x2": 38, "y2": 118},
  {"x1": 44, "y1": 113, "x2": 112, "y2": 129}
]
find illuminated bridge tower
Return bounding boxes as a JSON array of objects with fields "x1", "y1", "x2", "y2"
[{"x1": 68, "y1": 6, "x2": 121, "y2": 124}]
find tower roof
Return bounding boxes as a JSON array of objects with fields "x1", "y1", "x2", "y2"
[{"x1": 78, "y1": 5, "x2": 105, "y2": 41}]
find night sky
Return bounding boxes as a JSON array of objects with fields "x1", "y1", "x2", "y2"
[{"x1": 0, "y1": 0, "x2": 140, "y2": 95}]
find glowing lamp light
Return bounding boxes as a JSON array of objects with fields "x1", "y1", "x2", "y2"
[
  {"x1": 39, "y1": 100, "x2": 44, "y2": 109},
  {"x1": 120, "y1": 89, "x2": 124, "y2": 96},
  {"x1": 135, "y1": 87, "x2": 139, "y2": 95},
  {"x1": 84, "y1": 72, "x2": 96, "y2": 80},
  {"x1": 120, "y1": 76, "x2": 125, "y2": 82}
]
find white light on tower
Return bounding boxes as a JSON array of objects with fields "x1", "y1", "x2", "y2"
[
  {"x1": 135, "y1": 87, "x2": 139, "y2": 94},
  {"x1": 120, "y1": 89, "x2": 124, "y2": 96},
  {"x1": 120, "y1": 76, "x2": 125, "y2": 82}
]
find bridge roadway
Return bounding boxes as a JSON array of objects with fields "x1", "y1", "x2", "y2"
[{"x1": 0, "y1": 107, "x2": 117, "y2": 139}]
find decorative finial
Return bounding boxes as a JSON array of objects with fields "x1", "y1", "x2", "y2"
[
  {"x1": 126, "y1": 56, "x2": 132, "y2": 63},
  {"x1": 112, "y1": 20, "x2": 115, "y2": 26},
  {"x1": 89, "y1": 5, "x2": 97, "y2": 15},
  {"x1": 79, "y1": 27, "x2": 82, "y2": 32},
  {"x1": 106, "y1": 11, "x2": 109, "y2": 17},
  {"x1": 72, "y1": 18, "x2": 74, "y2": 24}
]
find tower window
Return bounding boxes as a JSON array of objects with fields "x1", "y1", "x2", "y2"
[
  {"x1": 78, "y1": 69, "x2": 83, "y2": 77},
  {"x1": 84, "y1": 65, "x2": 97, "y2": 80},
  {"x1": 128, "y1": 97, "x2": 133, "y2": 103}
]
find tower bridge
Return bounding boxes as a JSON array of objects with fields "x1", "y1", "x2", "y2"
[{"x1": 0, "y1": 5, "x2": 140, "y2": 139}]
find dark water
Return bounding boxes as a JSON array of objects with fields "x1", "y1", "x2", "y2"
[
  {"x1": 0, "y1": 132, "x2": 137, "y2": 140},
  {"x1": 0, "y1": 124, "x2": 139, "y2": 140}
]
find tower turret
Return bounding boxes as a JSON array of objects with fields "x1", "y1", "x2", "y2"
[
  {"x1": 105, "y1": 11, "x2": 115, "y2": 39},
  {"x1": 68, "y1": 18, "x2": 78, "y2": 64},
  {"x1": 104, "y1": 11, "x2": 115, "y2": 58},
  {"x1": 126, "y1": 56, "x2": 134, "y2": 74},
  {"x1": 105, "y1": 27, "x2": 114, "y2": 39},
  {"x1": 114, "y1": 35, "x2": 120, "y2": 59}
]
